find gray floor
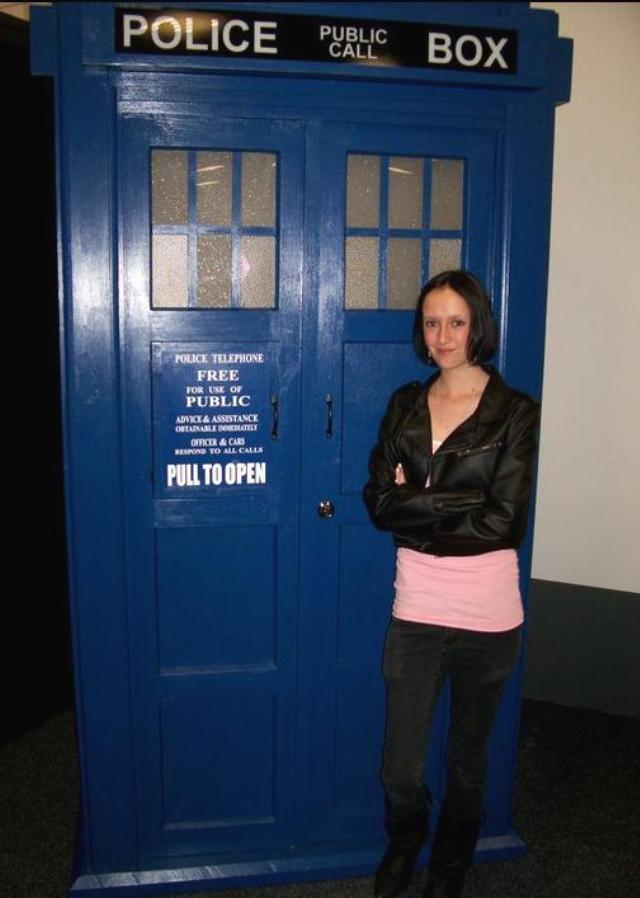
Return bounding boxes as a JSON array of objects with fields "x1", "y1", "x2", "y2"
[{"x1": 2, "y1": 700, "x2": 639, "y2": 898}]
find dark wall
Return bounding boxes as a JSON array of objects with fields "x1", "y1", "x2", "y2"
[
  {"x1": 2, "y1": 12, "x2": 73, "y2": 742},
  {"x1": 524, "y1": 579, "x2": 640, "y2": 719}
]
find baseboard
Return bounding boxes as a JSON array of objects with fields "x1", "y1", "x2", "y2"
[{"x1": 67, "y1": 830, "x2": 526, "y2": 895}]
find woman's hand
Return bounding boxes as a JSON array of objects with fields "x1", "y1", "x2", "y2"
[{"x1": 394, "y1": 463, "x2": 407, "y2": 486}]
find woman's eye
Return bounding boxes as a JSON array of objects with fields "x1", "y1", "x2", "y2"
[
  {"x1": 424, "y1": 320, "x2": 437, "y2": 328},
  {"x1": 452, "y1": 319, "x2": 467, "y2": 328}
]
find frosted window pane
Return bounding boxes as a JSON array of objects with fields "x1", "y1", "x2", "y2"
[
  {"x1": 429, "y1": 239, "x2": 461, "y2": 278},
  {"x1": 388, "y1": 157, "x2": 423, "y2": 229},
  {"x1": 345, "y1": 237, "x2": 379, "y2": 309},
  {"x1": 197, "y1": 236, "x2": 231, "y2": 308},
  {"x1": 197, "y1": 151, "x2": 232, "y2": 226},
  {"x1": 242, "y1": 153, "x2": 276, "y2": 227},
  {"x1": 347, "y1": 156, "x2": 380, "y2": 228},
  {"x1": 152, "y1": 150, "x2": 187, "y2": 225},
  {"x1": 240, "y1": 236, "x2": 275, "y2": 308},
  {"x1": 387, "y1": 239, "x2": 422, "y2": 310},
  {"x1": 152, "y1": 234, "x2": 188, "y2": 308},
  {"x1": 430, "y1": 159, "x2": 463, "y2": 230}
]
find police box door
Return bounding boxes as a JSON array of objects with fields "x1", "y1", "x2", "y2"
[
  {"x1": 119, "y1": 111, "x2": 496, "y2": 862},
  {"x1": 297, "y1": 121, "x2": 496, "y2": 850}
]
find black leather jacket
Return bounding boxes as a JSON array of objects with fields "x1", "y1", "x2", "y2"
[{"x1": 363, "y1": 368, "x2": 540, "y2": 557}]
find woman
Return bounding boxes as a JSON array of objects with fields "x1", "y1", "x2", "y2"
[{"x1": 364, "y1": 270, "x2": 539, "y2": 898}]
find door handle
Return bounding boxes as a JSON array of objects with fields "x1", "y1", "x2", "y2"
[
  {"x1": 317, "y1": 500, "x2": 335, "y2": 519},
  {"x1": 325, "y1": 394, "x2": 333, "y2": 438},
  {"x1": 270, "y1": 396, "x2": 279, "y2": 439}
]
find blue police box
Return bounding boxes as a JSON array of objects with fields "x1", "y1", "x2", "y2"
[{"x1": 31, "y1": 3, "x2": 571, "y2": 895}]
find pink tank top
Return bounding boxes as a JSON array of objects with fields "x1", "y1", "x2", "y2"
[{"x1": 392, "y1": 439, "x2": 523, "y2": 632}]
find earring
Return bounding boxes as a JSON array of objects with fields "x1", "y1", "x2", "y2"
[{"x1": 427, "y1": 350, "x2": 433, "y2": 364}]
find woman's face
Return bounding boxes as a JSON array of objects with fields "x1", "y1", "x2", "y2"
[{"x1": 422, "y1": 286, "x2": 473, "y2": 370}]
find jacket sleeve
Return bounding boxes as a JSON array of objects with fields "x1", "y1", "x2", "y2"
[
  {"x1": 363, "y1": 387, "x2": 486, "y2": 535},
  {"x1": 432, "y1": 397, "x2": 539, "y2": 551}
]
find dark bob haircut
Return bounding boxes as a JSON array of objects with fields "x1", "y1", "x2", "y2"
[{"x1": 412, "y1": 269, "x2": 498, "y2": 366}]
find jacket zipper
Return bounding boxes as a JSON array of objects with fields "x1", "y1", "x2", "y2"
[{"x1": 455, "y1": 440, "x2": 503, "y2": 457}]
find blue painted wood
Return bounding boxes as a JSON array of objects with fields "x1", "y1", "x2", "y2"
[
  {"x1": 50, "y1": 3, "x2": 139, "y2": 875},
  {"x1": 118, "y1": 113, "x2": 305, "y2": 861},
  {"x1": 31, "y1": 2, "x2": 572, "y2": 893},
  {"x1": 78, "y1": 2, "x2": 570, "y2": 101},
  {"x1": 297, "y1": 121, "x2": 499, "y2": 848},
  {"x1": 68, "y1": 831, "x2": 525, "y2": 897}
]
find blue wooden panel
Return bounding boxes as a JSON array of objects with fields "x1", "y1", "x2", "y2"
[
  {"x1": 156, "y1": 526, "x2": 276, "y2": 669},
  {"x1": 341, "y1": 341, "x2": 420, "y2": 496},
  {"x1": 337, "y1": 524, "x2": 395, "y2": 665},
  {"x1": 161, "y1": 693, "x2": 277, "y2": 826},
  {"x1": 117, "y1": 112, "x2": 304, "y2": 863},
  {"x1": 334, "y1": 681, "x2": 386, "y2": 820}
]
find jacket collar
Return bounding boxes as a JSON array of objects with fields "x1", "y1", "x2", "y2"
[{"x1": 403, "y1": 366, "x2": 512, "y2": 456}]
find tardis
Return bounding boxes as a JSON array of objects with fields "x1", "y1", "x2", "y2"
[{"x1": 31, "y1": 3, "x2": 572, "y2": 895}]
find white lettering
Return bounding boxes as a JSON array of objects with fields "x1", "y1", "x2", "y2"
[
  {"x1": 174, "y1": 353, "x2": 207, "y2": 364},
  {"x1": 254, "y1": 20, "x2": 278, "y2": 54},
  {"x1": 186, "y1": 394, "x2": 251, "y2": 408},
  {"x1": 209, "y1": 353, "x2": 264, "y2": 364},
  {"x1": 211, "y1": 18, "x2": 220, "y2": 52},
  {"x1": 151, "y1": 16, "x2": 182, "y2": 50},
  {"x1": 318, "y1": 24, "x2": 387, "y2": 46},
  {"x1": 202, "y1": 463, "x2": 223, "y2": 485},
  {"x1": 222, "y1": 461, "x2": 267, "y2": 485},
  {"x1": 484, "y1": 36, "x2": 508, "y2": 69},
  {"x1": 122, "y1": 14, "x2": 148, "y2": 48},
  {"x1": 225, "y1": 462, "x2": 240, "y2": 484},
  {"x1": 185, "y1": 17, "x2": 208, "y2": 52},
  {"x1": 196, "y1": 368, "x2": 240, "y2": 382},
  {"x1": 455, "y1": 35, "x2": 483, "y2": 67},
  {"x1": 428, "y1": 32, "x2": 452, "y2": 65},
  {"x1": 223, "y1": 19, "x2": 250, "y2": 53},
  {"x1": 166, "y1": 463, "x2": 201, "y2": 487}
]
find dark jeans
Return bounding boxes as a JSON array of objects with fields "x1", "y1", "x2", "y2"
[{"x1": 381, "y1": 617, "x2": 522, "y2": 829}]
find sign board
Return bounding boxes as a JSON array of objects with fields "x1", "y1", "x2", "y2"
[
  {"x1": 152, "y1": 342, "x2": 272, "y2": 498},
  {"x1": 116, "y1": 7, "x2": 518, "y2": 73}
]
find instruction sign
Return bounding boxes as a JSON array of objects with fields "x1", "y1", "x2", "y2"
[{"x1": 153, "y1": 342, "x2": 271, "y2": 498}]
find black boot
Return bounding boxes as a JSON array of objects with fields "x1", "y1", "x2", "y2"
[
  {"x1": 374, "y1": 804, "x2": 429, "y2": 898},
  {"x1": 421, "y1": 813, "x2": 480, "y2": 898},
  {"x1": 375, "y1": 842, "x2": 421, "y2": 898}
]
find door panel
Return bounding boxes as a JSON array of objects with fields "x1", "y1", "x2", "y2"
[
  {"x1": 298, "y1": 122, "x2": 496, "y2": 843},
  {"x1": 119, "y1": 115, "x2": 304, "y2": 859},
  {"x1": 155, "y1": 525, "x2": 277, "y2": 670}
]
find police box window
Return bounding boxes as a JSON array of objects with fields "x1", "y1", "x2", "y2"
[
  {"x1": 151, "y1": 149, "x2": 278, "y2": 310},
  {"x1": 345, "y1": 155, "x2": 465, "y2": 311}
]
